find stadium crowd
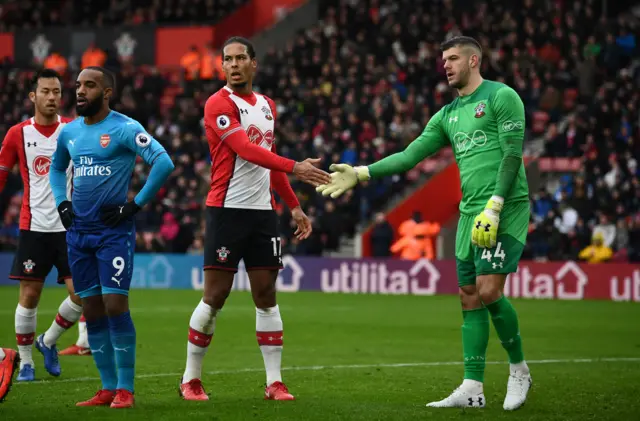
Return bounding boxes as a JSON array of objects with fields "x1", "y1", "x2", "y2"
[
  {"x1": 0, "y1": 0, "x2": 249, "y2": 30},
  {"x1": 0, "y1": 0, "x2": 638, "y2": 261}
]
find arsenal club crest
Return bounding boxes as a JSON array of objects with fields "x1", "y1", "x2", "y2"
[
  {"x1": 23, "y1": 259, "x2": 36, "y2": 274},
  {"x1": 216, "y1": 247, "x2": 230, "y2": 263},
  {"x1": 100, "y1": 134, "x2": 111, "y2": 148},
  {"x1": 474, "y1": 102, "x2": 486, "y2": 118}
]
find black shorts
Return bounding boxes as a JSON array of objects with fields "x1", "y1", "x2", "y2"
[
  {"x1": 204, "y1": 206, "x2": 283, "y2": 272},
  {"x1": 10, "y1": 230, "x2": 71, "y2": 284}
]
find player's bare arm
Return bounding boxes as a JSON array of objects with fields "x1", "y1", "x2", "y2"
[{"x1": 270, "y1": 167, "x2": 312, "y2": 240}]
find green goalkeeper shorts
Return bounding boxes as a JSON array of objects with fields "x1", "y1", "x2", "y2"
[{"x1": 455, "y1": 200, "x2": 530, "y2": 287}]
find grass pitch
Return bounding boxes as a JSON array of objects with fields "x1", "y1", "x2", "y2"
[{"x1": 1, "y1": 286, "x2": 639, "y2": 420}]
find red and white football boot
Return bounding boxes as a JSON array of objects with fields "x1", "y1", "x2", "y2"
[
  {"x1": 264, "y1": 381, "x2": 295, "y2": 400},
  {"x1": 110, "y1": 389, "x2": 135, "y2": 408},
  {"x1": 179, "y1": 378, "x2": 209, "y2": 401},
  {"x1": 76, "y1": 390, "x2": 116, "y2": 407}
]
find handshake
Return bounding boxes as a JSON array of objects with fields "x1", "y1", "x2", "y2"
[
  {"x1": 293, "y1": 158, "x2": 371, "y2": 199},
  {"x1": 315, "y1": 164, "x2": 370, "y2": 198},
  {"x1": 292, "y1": 159, "x2": 369, "y2": 199}
]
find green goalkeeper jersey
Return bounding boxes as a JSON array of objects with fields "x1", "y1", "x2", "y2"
[{"x1": 368, "y1": 80, "x2": 529, "y2": 215}]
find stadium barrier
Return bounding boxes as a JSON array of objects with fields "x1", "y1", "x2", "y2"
[{"x1": 0, "y1": 253, "x2": 637, "y2": 302}]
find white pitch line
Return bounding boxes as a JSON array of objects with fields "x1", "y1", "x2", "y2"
[{"x1": 14, "y1": 357, "x2": 640, "y2": 386}]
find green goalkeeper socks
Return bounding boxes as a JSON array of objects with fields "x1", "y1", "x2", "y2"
[
  {"x1": 486, "y1": 295, "x2": 524, "y2": 364},
  {"x1": 462, "y1": 307, "x2": 490, "y2": 382}
]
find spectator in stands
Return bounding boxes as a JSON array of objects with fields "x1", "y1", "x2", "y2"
[
  {"x1": 43, "y1": 51, "x2": 68, "y2": 76},
  {"x1": 181, "y1": 45, "x2": 201, "y2": 87},
  {"x1": 319, "y1": 201, "x2": 341, "y2": 251},
  {"x1": 532, "y1": 187, "x2": 554, "y2": 222},
  {"x1": 82, "y1": 43, "x2": 107, "y2": 69},
  {"x1": 370, "y1": 212, "x2": 394, "y2": 258},
  {"x1": 628, "y1": 216, "x2": 640, "y2": 263},
  {"x1": 593, "y1": 214, "x2": 617, "y2": 249},
  {"x1": 200, "y1": 43, "x2": 224, "y2": 81},
  {"x1": 578, "y1": 232, "x2": 613, "y2": 264},
  {"x1": 1, "y1": 0, "x2": 638, "y2": 260},
  {"x1": 554, "y1": 195, "x2": 578, "y2": 235}
]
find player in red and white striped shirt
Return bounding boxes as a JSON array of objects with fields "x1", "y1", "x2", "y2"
[
  {"x1": 0, "y1": 69, "x2": 89, "y2": 382},
  {"x1": 179, "y1": 37, "x2": 331, "y2": 402}
]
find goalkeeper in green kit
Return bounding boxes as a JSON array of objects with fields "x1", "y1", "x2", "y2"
[{"x1": 317, "y1": 36, "x2": 532, "y2": 411}]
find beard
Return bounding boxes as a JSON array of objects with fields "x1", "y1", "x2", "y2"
[
  {"x1": 76, "y1": 94, "x2": 104, "y2": 117},
  {"x1": 449, "y1": 67, "x2": 470, "y2": 89}
]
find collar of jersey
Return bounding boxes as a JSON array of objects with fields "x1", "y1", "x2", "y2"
[{"x1": 458, "y1": 80, "x2": 486, "y2": 103}]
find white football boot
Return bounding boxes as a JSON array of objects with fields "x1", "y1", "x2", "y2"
[
  {"x1": 426, "y1": 380, "x2": 486, "y2": 408},
  {"x1": 503, "y1": 366, "x2": 532, "y2": 410}
]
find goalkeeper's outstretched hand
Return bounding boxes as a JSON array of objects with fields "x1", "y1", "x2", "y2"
[
  {"x1": 316, "y1": 163, "x2": 370, "y2": 199},
  {"x1": 471, "y1": 197, "x2": 503, "y2": 248}
]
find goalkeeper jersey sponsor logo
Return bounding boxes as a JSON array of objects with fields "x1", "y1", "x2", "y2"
[
  {"x1": 502, "y1": 120, "x2": 524, "y2": 132},
  {"x1": 453, "y1": 130, "x2": 487, "y2": 157}
]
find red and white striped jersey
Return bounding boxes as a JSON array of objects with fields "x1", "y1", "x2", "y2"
[
  {"x1": 0, "y1": 116, "x2": 73, "y2": 232},
  {"x1": 204, "y1": 87, "x2": 278, "y2": 210}
]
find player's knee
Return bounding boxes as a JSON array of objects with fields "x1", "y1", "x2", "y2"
[
  {"x1": 19, "y1": 282, "x2": 43, "y2": 308},
  {"x1": 69, "y1": 292, "x2": 82, "y2": 307},
  {"x1": 103, "y1": 295, "x2": 129, "y2": 317},
  {"x1": 203, "y1": 288, "x2": 230, "y2": 310},
  {"x1": 458, "y1": 285, "x2": 482, "y2": 310},
  {"x1": 253, "y1": 294, "x2": 276, "y2": 309},
  {"x1": 476, "y1": 275, "x2": 503, "y2": 304},
  {"x1": 251, "y1": 282, "x2": 276, "y2": 308}
]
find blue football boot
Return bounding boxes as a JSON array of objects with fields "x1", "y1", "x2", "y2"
[
  {"x1": 35, "y1": 334, "x2": 61, "y2": 377},
  {"x1": 17, "y1": 363, "x2": 35, "y2": 382}
]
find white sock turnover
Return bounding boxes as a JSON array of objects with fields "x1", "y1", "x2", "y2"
[
  {"x1": 256, "y1": 305, "x2": 283, "y2": 386},
  {"x1": 43, "y1": 297, "x2": 83, "y2": 348},
  {"x1": 15, "y1": 304, "x2": 37, "y2": 367},
  {"x1": 183, "y1": 299, "x2": 217, "y2": 383}
]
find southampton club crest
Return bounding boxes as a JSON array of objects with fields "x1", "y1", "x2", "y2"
[
  {"x1": 261, "y1": 106, "x2": 273, "y2": 121},
  {"x1": 216, "y1": 247, "x2": 230, "y2": 263},
  {"x1": 23, "y1": 259, "x2": 36, "y2": 274},
  {"x1": 474, "y1": 102, "x2": 486, "y2": 118}
]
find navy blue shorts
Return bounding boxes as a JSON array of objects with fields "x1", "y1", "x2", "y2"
[{"x1": 67, "y1": 229, "x2": 135, "y2": 298}]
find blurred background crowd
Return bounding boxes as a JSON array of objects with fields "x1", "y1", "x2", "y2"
[{"x1": 0, "y1": 0, "x2": 638, "y2": 262}]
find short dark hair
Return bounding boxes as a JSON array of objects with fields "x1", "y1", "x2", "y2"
[
  {"x1": 222, "y1": 36, "x2": 256, "y2": 59},
  {"x1": 440, "y1": 36, "x2": 482, "y2": 55},
  {"x1": 83, "y1": 66, "x2": 116, "y2": 90},
  {"x1": 31, "y1": 68, "x2": 62, "y2": 91}
]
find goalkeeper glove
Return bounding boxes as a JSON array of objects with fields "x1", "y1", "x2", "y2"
[
  {"x1": 57, "y1": 201, "x2": 74, "y2": 230},
  {"x1": 100, "y1": 201, "x2": 141, "y2": 228},
  {"x1": 316, "y1": 163, "x2": 370, "y2": 198},
  {"x1": 471, "y1": 196, "x2": 504, "y2": 248}
]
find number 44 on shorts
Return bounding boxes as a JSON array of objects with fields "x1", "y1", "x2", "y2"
[{"x1": 481, "y1": 242, "x2": 506, "y2": 262}]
